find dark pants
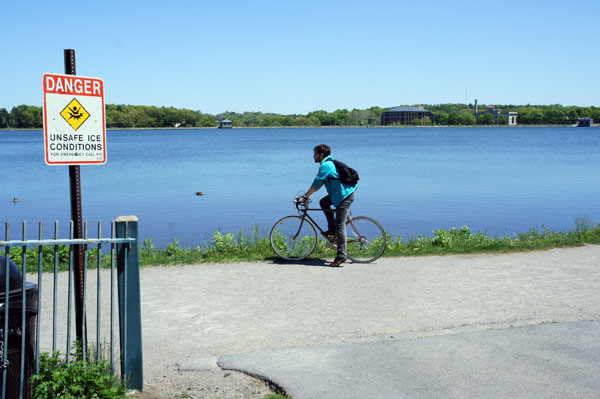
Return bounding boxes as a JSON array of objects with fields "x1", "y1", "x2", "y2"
[{"x1": 319, "y1": 192, "x2": 355, "y2": 258}]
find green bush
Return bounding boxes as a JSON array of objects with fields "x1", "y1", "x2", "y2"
[
  {"x1": 5, "y1": 219, "x2": 600, "y2": 268},
  {"x1": 30, "y1": 352, "x2": 126, "y2": 399}
]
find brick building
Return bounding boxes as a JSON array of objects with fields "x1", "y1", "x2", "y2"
[{"x1": 381, "y1": 106, "x2": 433, "y2": 125}]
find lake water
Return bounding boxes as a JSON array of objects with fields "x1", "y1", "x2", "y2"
[{"x1": 2, "y1": 127, "x2": 600, "y2": 247}]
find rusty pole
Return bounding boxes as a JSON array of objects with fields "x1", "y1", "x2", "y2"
[{"x1": 64, "y1": 49, "x2": 87, "y2": 346}]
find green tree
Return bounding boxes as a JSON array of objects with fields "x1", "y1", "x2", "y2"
[
  {"x1": 160, "y1": 107, "x2": 180, "y2": 127},
  {"x1": 411, "y1": 118, "x2": 422, "y2": 126},
  {"x1": 368, "y1": 106, "x2": 384, "y2": 125},
  {"x1": 543, "y1": 106, "x2": 566, "y2": 124},
  {"x1": 199, "y1": 114, "x2": 216, "y2": 127},
  {"x1": 294, "y1": 116, "x2": 309, "y2": 126},
  {"x1": 567, "y1": 109, "x2": 580, "y2": 124},
  {"x1": 447, "y1": 111, "x2": 461, "y2": 125},
  {"x1": 0, "y1": 108, "x2": 9, "y2": 128},
  {"x1": 307, "y1": 110, "x2": 334, "y2": 126},
  {"x1": 10, "y1": 105, "x2": 42, "y2": 128},
  {"x1": 260, "y1": 115, "x2": 274, "y2": 126},
  {"x1": 111, "y1": 109, "x2": 134, "y2": 127},
  {"x1": 135, "y1": 107, "x2": 156, "y2": 127},
  {"x1": 496, "y1": 114, "x2": 507, "y2": 125},
  {"x1": 517, "y1": 107, "x2": 543, "y2": 124},
  {"x1": 432, "y1": 111, "x2": 448, "y2": 125},
  {"x1": 459, "y1": 112, "x2": 476, "y2": 125},
  {"x1": 272, "y1": 115, "x2": 286, "y2": 126},
  {"x1": 478, "y1": 113, "x2": 495, "y2": 125},
  {"x1": 282, "y1": 116, "x2": 296, "y2": 126},
  {"x1": 332, "y1": 109, "x2": 349, "y2": 125},
  {"x1": 589, "y1": 107, "x2": 600, "y2": 123}
]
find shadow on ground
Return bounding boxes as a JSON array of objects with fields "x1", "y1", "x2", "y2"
[{"x1": 271, "y1": 258, "x2": 330, "y2": 267}]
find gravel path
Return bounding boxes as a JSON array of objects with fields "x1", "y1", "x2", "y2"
[{"x1": 35, "y1": 245, "x2": 600, "y2": 398}]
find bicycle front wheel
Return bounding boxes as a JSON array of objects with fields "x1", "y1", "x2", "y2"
[
  {"x1": 345, "y1": 216, "x2": 386, "y2": 263},
  {"x1": 270, "y1": 216, "x2": 317, "y2": 260}
]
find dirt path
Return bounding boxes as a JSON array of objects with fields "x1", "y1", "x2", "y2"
[{"x1": 36, "y1": 245, "x2": 600, "y2": 398}]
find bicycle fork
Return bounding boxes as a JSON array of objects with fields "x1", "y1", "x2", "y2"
[{"x1": 292, "y1": 216, "x2": 307, "y2": 241}]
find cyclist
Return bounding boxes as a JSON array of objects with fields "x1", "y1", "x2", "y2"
[{"x1": 302, "y1": 144, "x2": 357, "y2": 267}]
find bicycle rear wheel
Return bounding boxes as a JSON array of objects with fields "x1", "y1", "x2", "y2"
[
  {"x1": 345, "y1": 216, "x2": 386, "y2": 263},
  {"x1": 270, "y1": 216, "x2": 317, "y2": 260}
]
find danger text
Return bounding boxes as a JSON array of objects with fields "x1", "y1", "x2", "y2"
[{"x1": 44, "y1": 75, "x2": 103, "y2": 96}]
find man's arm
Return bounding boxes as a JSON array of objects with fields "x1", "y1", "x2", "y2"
[
  {"x1": 304, "y1": 159, "x2": 334, "y2": 201},
  {"x1": 303, "y1": 185, "x2": 320, "y2": 201}
]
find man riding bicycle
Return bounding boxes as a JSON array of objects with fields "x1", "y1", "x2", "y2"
[{"x1": 302, "y1": 144, "x2": 357, "y2": 267}]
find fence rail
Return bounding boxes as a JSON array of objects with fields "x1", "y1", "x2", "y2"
[{"x1": 0, "y1": 216, "x2": 143, "y2": 399}]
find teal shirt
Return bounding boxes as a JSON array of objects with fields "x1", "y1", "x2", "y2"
[{"x1": 311, "y1": 155, "x2": 357, "y2": 207}]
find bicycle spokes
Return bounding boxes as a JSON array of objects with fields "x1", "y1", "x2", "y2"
[
  {"x1": 345, "y1": 216, "x2": 386, "y2": 263},
  {"x1": 270, "y1": 216, "x2": 317, "y2": 260}
]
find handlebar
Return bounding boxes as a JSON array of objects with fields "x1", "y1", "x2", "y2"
[{"x1": 294, "y1": 196, "x2": 310, "y2": 210}]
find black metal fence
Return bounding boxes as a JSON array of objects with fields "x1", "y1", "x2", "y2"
[{"x1": 0, "y1": 216, "x2": 143, "y2": 399}]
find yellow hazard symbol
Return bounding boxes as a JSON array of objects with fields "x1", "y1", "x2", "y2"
[{"x1": 60, "y1": 98, "x2": 90, "y2": 131}]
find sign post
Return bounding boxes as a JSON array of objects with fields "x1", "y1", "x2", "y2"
[{"x1": 42, "y1": 49, "x2": 107, "y2": 348}]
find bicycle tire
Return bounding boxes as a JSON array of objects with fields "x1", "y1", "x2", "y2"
[
  {"x1": 345, "y1": 216, "x2": 386, "y2": 263},
  {"x1": 270, "y1": 216, "x2": 318, "y2": 260}
]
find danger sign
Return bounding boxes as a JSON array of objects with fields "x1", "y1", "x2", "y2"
[{"x1": 43, "y1": 73, "x2": 106, "y2": 165}]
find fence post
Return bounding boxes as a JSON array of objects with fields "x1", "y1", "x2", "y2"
[{"x1": 115, "y1": 216, "x2": 143, "y2": 390}]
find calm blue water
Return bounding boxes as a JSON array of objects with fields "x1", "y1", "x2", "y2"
[{"x1": 2, "y1": 127, "x2": 600, "y2": 247}]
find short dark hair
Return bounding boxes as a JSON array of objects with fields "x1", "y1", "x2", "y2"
[{"x1": 313, "y1": 144, "x2": 331, "y2": 157}]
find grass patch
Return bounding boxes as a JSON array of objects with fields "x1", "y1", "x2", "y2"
[
  {"x1": 385, "y1": 221, "x2": 600, "y2": 256},
  {"x1": 4, "y1": 219, "x2": 600, "y2": 269}
]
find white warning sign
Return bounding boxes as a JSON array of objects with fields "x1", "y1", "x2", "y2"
[{"x1": 42, "y1": 73, "x2": 106, "y2": 165}]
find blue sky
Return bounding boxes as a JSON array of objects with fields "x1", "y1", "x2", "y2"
[{"x1": 2, "y1": 0, "x2": 599, "y2": 114}]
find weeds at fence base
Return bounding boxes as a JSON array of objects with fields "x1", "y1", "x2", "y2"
[{"x1": 30, "y1": 351, "x2": 127, "y2": 399}]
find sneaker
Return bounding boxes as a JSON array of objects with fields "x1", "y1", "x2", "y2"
[
  {"x1": 330, "y1": 256, "x2": 347, "y2": 267},
  {"x1": 322, "y1": 229, "x2": 336, "y2": 237}
]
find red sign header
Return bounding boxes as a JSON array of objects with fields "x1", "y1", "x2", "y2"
[{"x1": 43, "y1": 74, "x2": 104, "y2": 97}]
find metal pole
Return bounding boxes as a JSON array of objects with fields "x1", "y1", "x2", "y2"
[
  {"x1": 2, "y1": 222, "x2": 10, "y2": 399},
  {"x1": 116, "y1": 216, "x2": 143, "y2": 390},
  {"x1": 64, "y1": 48, "x2": 87, "y2": 348},
  {"x1": 36, "y1": 222, "x2": 43, "y2": 375},
  {"x1": 19, "y1": 222, "x2": 27, "y2": 399},
  {"x1": 97, "y1": 221, "x2": 101, "y2": 364}
]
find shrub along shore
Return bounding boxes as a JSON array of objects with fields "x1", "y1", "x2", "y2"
[{"x1": 4, "y1": 221, "x2": 600, "y2": 271}]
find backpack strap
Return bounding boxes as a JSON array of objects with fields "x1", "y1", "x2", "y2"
[{"x1": 324, "y1": 159, "x2": 339, "y2": 180}]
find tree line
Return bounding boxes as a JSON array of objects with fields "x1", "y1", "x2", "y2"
[{"x1": 1, "y1": 103, "x2": 598, "y2": 129}]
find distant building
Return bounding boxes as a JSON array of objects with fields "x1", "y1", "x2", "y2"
[
  {"x1": 381, "y1": 106, "x2": 433, "y2": 125},
  {"x1": 218, "y1": 119, "x2": 233, "y2": 129},
  {"x1": 577, "y1": 117, "x2": 593, "y2": 127},
  {"x1": 475, "y1": 104, "x2": 518, "y2": 125}
]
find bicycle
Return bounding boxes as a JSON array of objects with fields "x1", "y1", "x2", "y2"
[{"x1": 270, "y1": 195, "x2": 387, "y2": 263}]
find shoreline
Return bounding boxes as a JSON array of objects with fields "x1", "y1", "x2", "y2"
[{"x1": 1, "y1": 124, "x2": 593, "y2": 132}]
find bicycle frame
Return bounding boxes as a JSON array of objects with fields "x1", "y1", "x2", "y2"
[{"x1": 293, "y1": 203, "x2": 355, "y2": 243}]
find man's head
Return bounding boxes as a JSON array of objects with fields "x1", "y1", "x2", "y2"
[{"x1": 313, "y1": 144, "x2": 331, "y2": 163}]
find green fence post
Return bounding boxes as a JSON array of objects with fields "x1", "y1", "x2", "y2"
[{"x1": 116, "y1": 215, "x2": 143, "y2": 390}]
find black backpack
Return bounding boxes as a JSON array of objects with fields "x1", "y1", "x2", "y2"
[{"x1": 327, "y1": 159, "x2": 359, "y2": 186}]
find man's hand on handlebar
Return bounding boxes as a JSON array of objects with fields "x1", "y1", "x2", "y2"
[{"x1": 295, "y1": 195, "x2": 310, "y2": 205}]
